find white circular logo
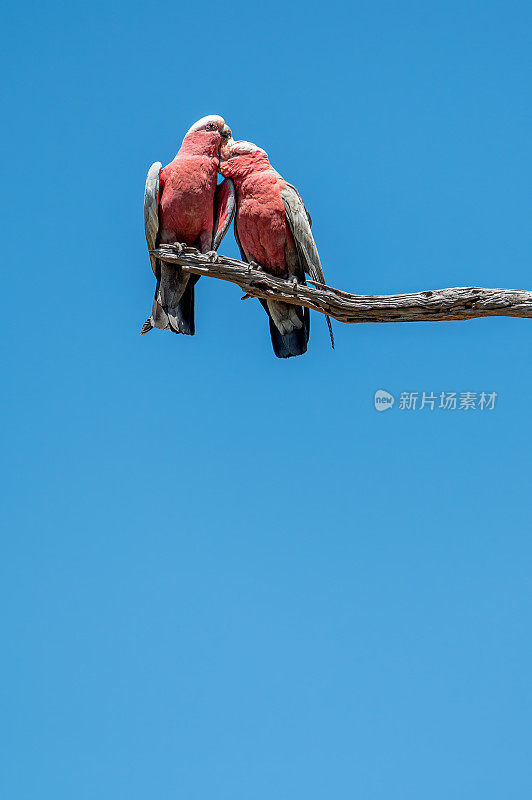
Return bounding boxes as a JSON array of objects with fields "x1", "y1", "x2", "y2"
[{"x1": 374, "y1": 389, "x2": 395, "y2": 412}]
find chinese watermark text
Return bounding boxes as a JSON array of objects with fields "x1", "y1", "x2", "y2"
[{"x1": 374, "y1": 390, "x2": 497, "y2": 412}]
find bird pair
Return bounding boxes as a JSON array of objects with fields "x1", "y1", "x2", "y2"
[{"x1": 142, "y1": 115, "x2": 334, "y2": 358}]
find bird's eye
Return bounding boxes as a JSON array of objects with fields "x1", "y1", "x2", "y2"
[{"x1": 205, "y1": 123, "x2": 217, "y2": 131}]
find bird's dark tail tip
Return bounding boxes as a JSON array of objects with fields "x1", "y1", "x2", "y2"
[
  {"x1": 140, "y1": 317, "x2": 153, "y2": 335},
  {"x1": 271, "y1": 330, "x2": 308, "y2": 358},
  {"x1": 269, "y1": 309, "x2": 310, "y2": 358}
]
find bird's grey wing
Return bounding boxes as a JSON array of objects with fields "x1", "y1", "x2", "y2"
[
  {"x1": 144, "y1": 161, "x2": 162, "y2": 276},
  {"x1": 212, "y1": 178, "x2": 236, "y2": 250},
  {"x1": 284, "y1": 181, "x2": 312, "y2": 227},
  {"x1": 281, "y1": 183, "x2": 334, "y2": 349}
]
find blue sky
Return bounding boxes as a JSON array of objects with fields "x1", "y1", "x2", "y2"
[{"x1": 2, "y1": 1, "x2": 531, "y2": 797}]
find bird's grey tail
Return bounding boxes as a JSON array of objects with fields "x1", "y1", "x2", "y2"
[
  {"x1": 140, "y1": 266, "x2": 197, "y2": 336},
  {"x1": 261, "y1": 300, "x2": 310, "y2": 359}
]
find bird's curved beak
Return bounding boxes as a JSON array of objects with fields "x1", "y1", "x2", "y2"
[{"x1": 219, "y1": 124, "x2": 233, "y2": 161}]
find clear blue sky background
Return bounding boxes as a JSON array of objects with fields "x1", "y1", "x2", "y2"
[{"x1": 2, "y1": 1, "x2": 531, "y2": 797}]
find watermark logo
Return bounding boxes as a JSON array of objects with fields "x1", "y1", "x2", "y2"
[
  {"x1": 374, "y1": 389, "x2": 395, "y2": 411},
  {"x1": 374, "y1": 390, "x2": 498, "y2": 412}
]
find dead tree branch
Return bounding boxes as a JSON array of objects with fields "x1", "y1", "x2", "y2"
[{"x1": 151, "y1": 243, "x2": 532, "y2": 324}]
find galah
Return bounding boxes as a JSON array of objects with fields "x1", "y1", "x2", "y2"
[
  {"x1": 142, "y1": 115, "x2": 235, "y2": 335},
  {"x1": 219, "y1": 140, "x2": 334, "y2": 358}
]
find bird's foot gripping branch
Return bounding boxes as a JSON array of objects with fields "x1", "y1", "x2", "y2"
[{"x1": 151, "y1": 244, "x2": 532, "y2": 325}]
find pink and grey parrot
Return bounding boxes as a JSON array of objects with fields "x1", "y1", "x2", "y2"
[
  {"x1": 219, "y1": 140, "x2": 334, "y2": 357},
  {"x1": 142, "y1": 115, "x2": 235, "y2": 335}
]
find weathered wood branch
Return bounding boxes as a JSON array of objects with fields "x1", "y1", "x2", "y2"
[{"x1": 151, "y1": 243, "x2": 532, "y2": 324}]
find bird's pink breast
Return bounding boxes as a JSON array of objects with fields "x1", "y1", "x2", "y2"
[
  {"x1": 159, "y1": 154, "x2": 218, "y2": 245},
  {"x1": 236, "y1": 172, "x2": 292, "y2": 276}
]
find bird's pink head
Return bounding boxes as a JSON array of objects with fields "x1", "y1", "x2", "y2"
[
  {"x1": 218, "y1": 139, "x2": 271, "y2": 179},
  {"x1": 180, "y1": 115, "x2": 232, "y2": 158}
]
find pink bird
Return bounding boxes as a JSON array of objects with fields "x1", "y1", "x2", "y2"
[
  {"x1": 142, "y1": 115, "x2": 235, "y2": 335},
  {"x1": 219, "y1": 139, "x2": 334, "y2": 357}
]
